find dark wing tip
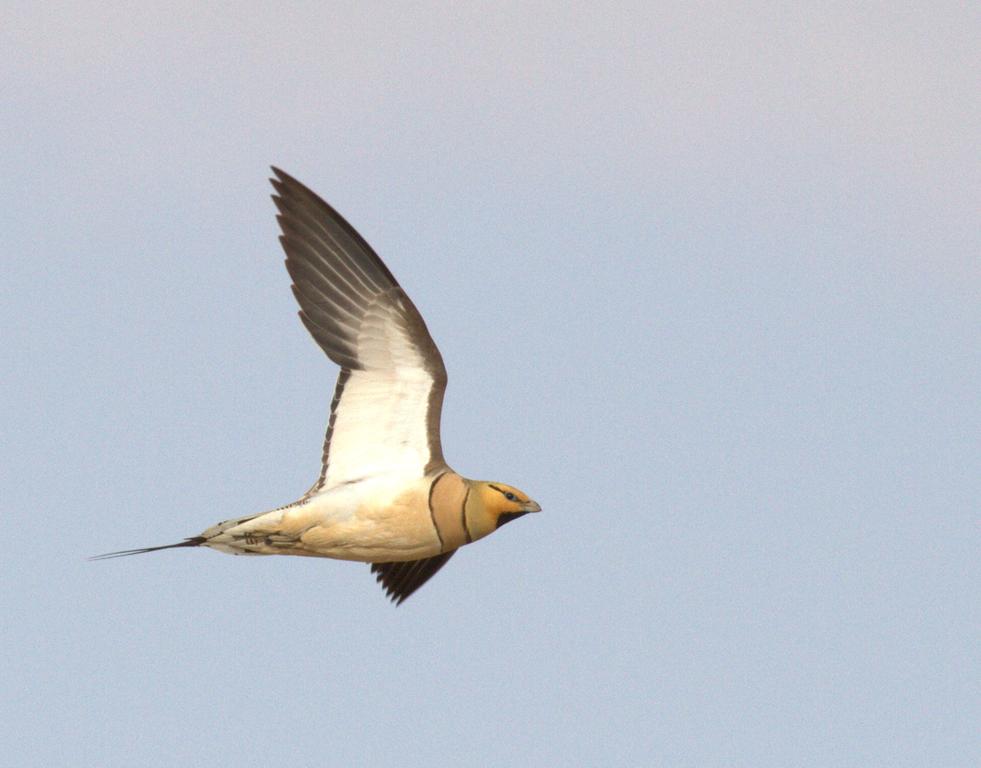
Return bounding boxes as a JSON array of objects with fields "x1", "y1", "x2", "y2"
[
  {"x1": 268, "y1": 167, "x2": 310, "y2": 211},
  {"x1": 266, "y1": 167, "x2": 400, "y2": 287},
  {"x1": 370, "y1": 551, "x2": 456, "y2": 605},
  {"x1": 269, "y1": 166, "x2": 293, "y2": 186}
]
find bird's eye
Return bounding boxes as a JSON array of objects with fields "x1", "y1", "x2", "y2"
[{"x1": 505, "y1": 492, "x2": 515, "y2": 501}]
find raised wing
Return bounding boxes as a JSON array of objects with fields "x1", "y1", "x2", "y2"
[{"x1": 271, "y1": 168, "x2": 448, "y2": 494}]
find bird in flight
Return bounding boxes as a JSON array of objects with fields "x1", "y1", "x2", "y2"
[{"x1": 94, "y1": 168, "x2": 540, "y2": 604}]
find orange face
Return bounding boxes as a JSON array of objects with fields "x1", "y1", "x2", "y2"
[{"x1": 477, "y1": 482, "x2": 541, "y2": 529}]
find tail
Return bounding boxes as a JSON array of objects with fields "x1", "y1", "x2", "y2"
[{"x1": 89, "y1": 536, "x2": 206, "y2": 561}]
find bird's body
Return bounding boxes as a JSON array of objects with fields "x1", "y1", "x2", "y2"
[
  {"x1": 201, "y1": 470, "x2": 480, "y2": 563},
  {"x1": 202, "y1": 474, "x2": 445, "y2": 562},
  {"x1": 95, "y1": 169, "x2": 540, "y2": 603}
]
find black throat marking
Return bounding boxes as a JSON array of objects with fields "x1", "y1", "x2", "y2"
[{"x1": 495, "y1": 511, "x2": 529, "y2": 529}]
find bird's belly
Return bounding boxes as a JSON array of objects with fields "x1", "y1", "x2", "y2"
[{"x1": 210, "y1": 478, "x2": 444, "y2": 562}]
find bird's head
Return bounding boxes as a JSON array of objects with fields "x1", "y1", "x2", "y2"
[{"x1": 464, "y1": 481, "x2": 541, "y2": 540}]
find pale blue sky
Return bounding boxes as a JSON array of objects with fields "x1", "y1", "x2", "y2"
[{"x1": 2, "y1": 3, "x2": 978, "y2": 766}]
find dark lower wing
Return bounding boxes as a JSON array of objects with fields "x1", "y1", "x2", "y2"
[{"x1": 370, "y1": 551, "x2": 456, "y2": 605}]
